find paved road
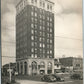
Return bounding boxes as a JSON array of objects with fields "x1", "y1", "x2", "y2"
[{"x1": 16, "y1": 80, "x2": 83, "y2": 84}]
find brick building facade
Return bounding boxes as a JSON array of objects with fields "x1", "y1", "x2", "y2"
[{"x1": 16, "y1": 0, "x2": 55, "y2": 75}]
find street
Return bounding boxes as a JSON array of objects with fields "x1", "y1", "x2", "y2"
[{"x1": 16, "y1": 80, "x2": 83, "y2": 84}]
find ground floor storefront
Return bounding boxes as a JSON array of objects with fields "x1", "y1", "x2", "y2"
[{"x1": 16, "y1": 58, "x2": 54, "y2": 75}]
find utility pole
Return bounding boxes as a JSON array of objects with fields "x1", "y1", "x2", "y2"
[{"x1": 7, "y1": 63, "x2": 12, "y2": 83}]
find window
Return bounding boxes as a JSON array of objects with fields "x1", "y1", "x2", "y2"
[
  {"x1": 43, "y1": 21, "x2": 45, "y2": 26},
  {"x1": 57, "y1": 64, "x2": 59, "y2": 67},
  {"x1": 31, "y1": 30, "x2": 34, "y2": 34},
  {"x1": 31, "y1": 12, "x2": 34, "y2": 16},
  {"x1": 47, "y1": 27, "x2": 49, "y2": 31},
  {"x1": 50, "y1": 28, "x2": 52, "y2": 32},
  {"x1": 31, "y1": 0, "x2": 34, "y2": 3},
  {"x1": 50, "y1": 50, "x2": 52, "y2": 54},
  {"x1": 31, "y1": 24, "x2": 34, "y2": 28},
  {"x1": 39, "y1": 43, "x2": 42, "y2": 47},
  {"x1": 31, "y1": 18, "x2": 34, "y2": 22},
  {"x1": 35, "y1": 48, "x2": 37, "y2": 53},
  {"x1": 35, "y1": 54, "x2": 37, "y2": 58},
  {"x1": 43, "y1": 16, "x2": 45, "y2": 19},
  {"x1": 47, "y1": 4, "x2": 49, "y2": 9},
  {"x1": 40, "y1": 49, "x2": 42, "y2": 52},
  {"x1": 35, "y1": 12, "x2": 37, "y2": 17},
  {"x1": 35, "y1": 24, "x2": 37, "y2": 29},
  {"x1": 47, "y1": 22, "x2": 49, "y2": 26},
  {"x1": 31, "y1": 54, "x2": 34, "y2": 58},
  {"x1": 35, "y1": 7, "x2": 37, "y2": 11},
  {"x1": 35, "y1": 30, "x2": 37, "y2": 34},
  {"x1": 31, "y1": 6, "x2": 34, "y2": 10},
  {"x1": 40, "y1": 32, "x2": 42, "y2": 36},
  {"x1": 50, "y1": 40, "x2": 52, "y2": 43},
  {"x1": 40, "y1": 1, "x2": 42, "y2": 6},
  {"x1": 31, "y1": 36, "x2": 34, "y2": 40},
  {"x1": 35, "y1": 42, "x2": 37, "y2": 46},
  {"x1": 50, "y1": 45, "x2": 52, "y2": 48},
  {"x1": 50, "y1": 34, "x2": 52, "y2": 38},
  {"x1": 43, "y1": 50, "x2": 45, "y2": 53},
  {"x1": 31, "y1": 48, "x2": 34, "y2": 52},
  {"x1": 43, "y1": 32, "x2": 45, "y2": 36},
  {"x1": 47, "y1": 50, "x2": 49, "y2": 54},
  {"x1": 39, "y1": 37, "x2": 42, "y2": 41},
  {"x1": 43, "y1": 2, "x2": 45, "y2": 7},
  {"x1": 40, "y1": 20, "x2": 42, "y2": 24},
  {"x1": 40, "y1": 15, "x2": 42, "y2": 18},
  {"x1": 47, "y1": 55, "x2": 49, "y2": 58},
  {"x1": 48, "y1": 62, "x2": 52, "y2": 68},
  {"x1": 35, "y1": 36, "x2": 37, "y2": 41},
  {"x1": 47, "y1": 17, "x2": 49, "y2": 21},
  {"x1": 76, "y1": 64, "x2": 80, "y2": 67},
  {"x1": 50, "y1": 18, "x2": 52, "y2": 22},
  {"x1": 50, "y1": 5, "x2": 52, "y2": 10},
  {"x1": 47, "y1": 33, "x2": 50, "y2": 38},
  {"x1": 43, "y1": 27, "x2": 45, "y2": 31},
  {"x1": 40, "y1": 62, "x2": 45, "y2": 68},
  {"x1": 47, "y1": 39, "x2": 49, "y2": 43},
  {"x1": 35, "y1": 0, "x2": 37, "y2": 3},
  {"x1": 35, "y1": 18, "x2": 37, "y2": 23},
  {"x1": 43, "y1": 38, "x2": 45, "y2": 42},
  {"x1": 40, "y1": 9, "x2": 42, "y2": 13},
  {"x1": 47, "y1": 44, "x2": 49, "y2": 48},
  {"x1": 40, "y1": 26, "x2": 42, "y2": 30},
  {"x1": 43, "y1": 44, "x2": 45, "y2": 48},
  {"x1": 50, "y1": 23, "x2": 52, "y2": 27},
  {"x1": 31, "y1": 42, "x2": 34, "y2": 46}
]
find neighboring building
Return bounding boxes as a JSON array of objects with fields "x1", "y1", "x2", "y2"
[
  {"x1": 2, "y1": 63, "x2": 16, "y2": 76},
  {"x1": 59, "y1": 57, "x2": 83, "y2": 73},
  {"x1": 54, "y1": 59, "x2": 61, "y2": 73},
  {"x1": 16, "y1": 0, "x2": 55, "y2": 75}
]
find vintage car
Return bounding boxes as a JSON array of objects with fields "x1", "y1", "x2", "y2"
[
  {"x1": 41, "y1": 74, "x2": 56, "y2": 82},
  {"x1": 51, "y1": 74, "x2": 65, "y2": 82}
]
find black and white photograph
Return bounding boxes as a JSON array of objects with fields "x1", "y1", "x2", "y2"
[{"x1": 1, "y1": 0, "x2": 83, "y2": 84}]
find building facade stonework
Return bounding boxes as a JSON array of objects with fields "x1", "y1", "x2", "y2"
[
  {"x1": 16, "y1": 58, "x2": 54, "y2": 75},
  {"x1": 16, "y1": 0, "x2": 55, "y2": 75}
]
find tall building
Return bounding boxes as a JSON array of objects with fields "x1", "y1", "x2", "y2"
[{"x1": 16, "y1": 0, "x2": 54, "y2": 75}]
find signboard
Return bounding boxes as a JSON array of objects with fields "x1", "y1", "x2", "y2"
[{"x1": 7, "y1": 69, "x2": 13, "y2": 72}]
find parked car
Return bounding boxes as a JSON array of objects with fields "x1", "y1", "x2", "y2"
[
  {"x1": 41, "y1": 75, "x2": 56, "y2": 82},
  {"x1": 70, "y1": 74, "x2": 83, "y2": 80},
  {"x1": 51, "y1": 74, "x2": 65, "y2": 82}
]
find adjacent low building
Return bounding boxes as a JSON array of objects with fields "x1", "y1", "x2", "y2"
[
  {"x1": 2, "y1": 63, "x2": 16, "y2": 76},
  {"x1": 54, "y1": 59, "x2": 61, "y2": 73},
  {"x1": 59, "y1": 57, "x2": 83, "y2": 73}
]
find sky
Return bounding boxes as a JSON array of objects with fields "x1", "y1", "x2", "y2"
[{"x1": 1, "y1": 0, "x2": 83, "y2": 65}]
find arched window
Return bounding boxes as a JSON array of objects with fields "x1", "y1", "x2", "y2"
[
  {"x1": 40, "y1": 62, "x2": 45, "y2": 68},
  {"x1": 31, "y1": 61, "x2": 37, "y2": 70},
  {"x1": 48, "y1": 62, "x2": 52, "y2": 70}
]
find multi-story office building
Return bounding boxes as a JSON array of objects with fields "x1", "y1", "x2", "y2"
[{"x1": 16, "y1": 0, "x2": 54, "y2": 75}]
